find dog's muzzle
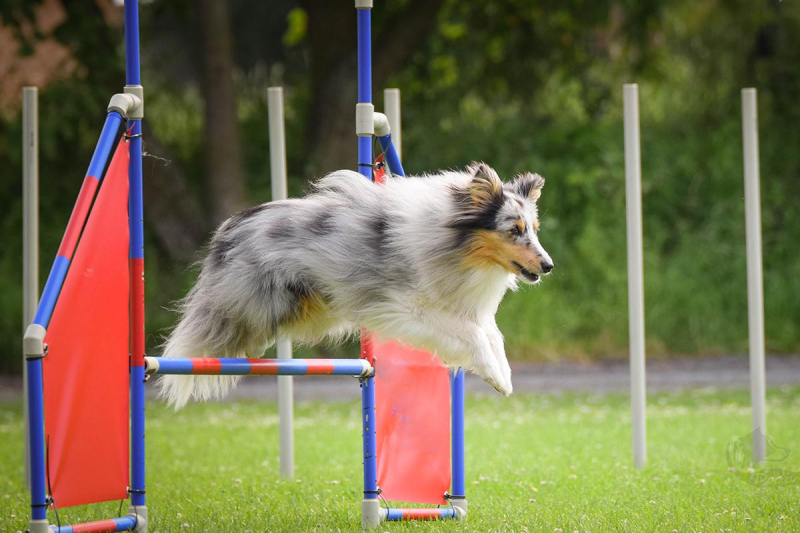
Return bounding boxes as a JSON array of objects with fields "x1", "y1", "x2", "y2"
[{"x1": 512, "y1": 261, "x2": 543, "y2": 283}]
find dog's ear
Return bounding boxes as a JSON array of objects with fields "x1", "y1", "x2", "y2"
[
  {"x1": 511, "y1": 172, "x2": 545, "y2": 201},
  {"x1": 467, "y1": 162, "x2": 504, "y2": 207}
]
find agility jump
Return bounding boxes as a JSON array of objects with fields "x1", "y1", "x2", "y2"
[{"x1": 23, "y1": 1, "x2": 470, "y2": 531}]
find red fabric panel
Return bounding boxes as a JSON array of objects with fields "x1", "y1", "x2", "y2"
[
  {"x1": 43, "y1": 140, "x2": 130, "y2": 508},
  {"x1": 373, "y1": 153, "x2": 387, "y2": 183},
  {"x1": 56, "y1": 176, "x2": 100, "y2": 259},
  {"x1": 360, "y1": 329, "x2": 374, "y2": 365},
  {"x1": 375, "y1": 339, "x2": 451, "y2": 505}
]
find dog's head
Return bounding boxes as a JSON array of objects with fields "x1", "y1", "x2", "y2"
[{"x1": 448, "y1": 163, "x2": 553, "y2": 284}]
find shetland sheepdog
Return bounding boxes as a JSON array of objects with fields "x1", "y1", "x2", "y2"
[{"x1": 158, "y1": 163, "x2": 553, "y2": 408}]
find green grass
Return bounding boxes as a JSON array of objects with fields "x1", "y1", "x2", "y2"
[{"x1": 2, "y1": 388, "x2": 799, "y2": 532}]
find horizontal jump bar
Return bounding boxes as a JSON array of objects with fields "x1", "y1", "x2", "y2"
[
  {"x1": 50, "y1": 514, "x2": 137, "y2": 532},
  {"x1": 385, "y1": 508, "x2": 460, "y2": 521},
  {"x1": 144, "y1": 357, "x2": 373, "y2": 377}
]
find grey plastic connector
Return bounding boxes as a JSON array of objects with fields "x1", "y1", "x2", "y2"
[
  {"x1": 28, "y1": 518, "x2": 49, "y2": 533},
  {"x1": 357, "y1": 359, "x2": 374, "y2": 377},
  {"x1": 24, "y1": 324, "x2": 46, "y2": 360},
  {"x1": 130, "y1": 505, "x2": 148, "y2": 533},
  {"x1": 355, "y1": 0, "x2": 373, "y2": 9},
  {"x1": 143, "y1": 356, "x2": 159, "y2": 375},
  {"x1": 356, "y1": 103, "x2": 374, "y2": 137},
  {"x1": 124, "y1": 85, "x2": 144, "y2": 120},
  {"x1": 373, "y1": 112, "x2": 390, "y2": 137},
  {"x1": 361, "y1": 499, "x2": 384, "y2": 529},
  {"x1": 107, "y1": 91, "x2": 143, "y2": 120},
  {"x1": 451, "y1": 498, "x2": 468, "y2": 520}
]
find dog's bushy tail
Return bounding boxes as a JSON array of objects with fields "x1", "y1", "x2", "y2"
[
  {"x1": 156, "y1": 285, "x2": 246, "y2": 410},
  {"x1": 155, "y1": 327, "x2": 244, "y2": 410}
]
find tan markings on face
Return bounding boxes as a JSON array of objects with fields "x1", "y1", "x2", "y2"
[
  {"x1": 514, "y1": 219, "x2": 526, "y2": 234},
  {"x1": 533, "y1": 219, "x2": 540, "y2": 233},
  {"x1": 463, "y1": 230, "x2": 543, "y2": 273}
]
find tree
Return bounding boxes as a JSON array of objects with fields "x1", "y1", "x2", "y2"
[{"x1": 198, "y1": 0, "x2": 247, "y2": 225}]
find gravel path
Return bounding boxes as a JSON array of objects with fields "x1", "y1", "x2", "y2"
[{"x1": 2, "y1": 354, "x2": 799, "y2": 404}]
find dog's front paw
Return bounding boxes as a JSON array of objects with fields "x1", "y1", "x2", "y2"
[
  {"x1": 493, "y1": 374, "x2": 513, "y2": 396},
  {"x1": 473, "y1": 360, "x2": 513, "y2": 397},
  {"x1": 500, "y1": 358, "x2": 512, "y2": 390},
  {"x1": 484, "y1": 327, "x2": 513, "y2": 396}
]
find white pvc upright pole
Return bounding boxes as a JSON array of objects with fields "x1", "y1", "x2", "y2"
[
  {"x1": 268, "y1": 87, "x2": 294, "y2": 478},
  {"x1": 741, "y1": 88, "x2": 767, "y2": 464},
  {"x1": 623, "y1": 84, "x2": 647, "y2": 470},
  {"x1": 22, "y1": 87, "x2": 39, "y2": 486},
  {"x1": 383, "y1": 88, "x2": 402, "y2": 159}
]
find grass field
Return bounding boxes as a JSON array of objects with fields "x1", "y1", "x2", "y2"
[{"x1": 1, "y1": 387, "x2": 799, "y2": 532}]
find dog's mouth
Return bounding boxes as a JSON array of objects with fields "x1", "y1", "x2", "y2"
[{"x1": 512, "y1": 262, "x2": 540, "y2": 283}]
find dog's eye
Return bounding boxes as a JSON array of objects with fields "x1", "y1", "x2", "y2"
[{"x1": 510, "y1": 227, "x2": 522, "y2": 236}]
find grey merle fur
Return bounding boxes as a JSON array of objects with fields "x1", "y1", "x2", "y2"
[{"x1": 157, "y1": 163, "x2": 552, "y2": 408}]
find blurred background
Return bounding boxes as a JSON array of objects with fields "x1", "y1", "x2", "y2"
[{"x1": 1, "y1": 0, "x2": 799, "y2": 374}]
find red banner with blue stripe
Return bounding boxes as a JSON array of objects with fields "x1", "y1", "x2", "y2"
[{"x1": 43, "y1": 139, "x2": 130, "y2": 507}]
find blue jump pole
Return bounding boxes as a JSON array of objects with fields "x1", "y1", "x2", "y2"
[
  {"x1": 357, "y1": 2, "x2": 373, "y2": 181},
  {"x1": 450, "y1": 368, "x2": 467, "y2": 517},
  {"x1": 360, "y1": 374, "x2": 379, "y2": 509},
  {"x1": 25, "y1": 357, "x2": 47, "y2": 530},
  {"x1": 48, "y1": 515, "x2": 139, "y2": 533},
  {"x1": 384, "y1": 508, "x2": 458, "y2": 521},
  {"x1": 124, "y1": 0, "x2": 147, "y2": 524},
  {"x1": 25, "y1": 2, "x2": 143, "y2": 532},
  {"x1": 356, "y1": 1, "x2": 383, "y2": 529},
  {"x1": 377, "y1": 134, "x2": 405, "y2": 177}
]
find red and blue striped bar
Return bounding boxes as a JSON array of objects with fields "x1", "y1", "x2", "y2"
[
  {"x1": 385, "y1": 508, "x2": 459, "y2": 521},
  {"x1": 144, "y1": 357, "x2": 373, "y2": 377},
  {"x1": 49, "y1": 515, "x2": 137, "y2": 532}
]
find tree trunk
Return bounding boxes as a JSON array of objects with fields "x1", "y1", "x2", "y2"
[
  {"x1": 141, "y1": 128, "x2": 208, "y2": 262},
  {"x1": 198, "y1": 0, "x2": 246, "y2": 225}
]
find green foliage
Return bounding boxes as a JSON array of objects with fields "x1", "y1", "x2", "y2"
[
  {"x1": 282, "y1": 7, "x2": 308, "y2": 47},
  {"x1": 391, "y1": 0, "x2": 800, "y2": 359},
  {"x1": 1, "y1": 0, "x2": 800, "y2": 372}
]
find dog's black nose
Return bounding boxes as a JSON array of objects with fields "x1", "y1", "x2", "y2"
[{"x1": 540, "y1": 261, "x2": 553, "y2": 274}]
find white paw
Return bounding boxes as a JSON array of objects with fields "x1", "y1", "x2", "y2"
[
  {"x1": 493, "y1": 372, "x2": 513, "y2": 396},
  {"x1": 473, "y1": 358, "x2": 513, "y2": 397},
  {"x1": 485, "y1": 332, "x2": 512, "y2": 395},
  {"x1": 483, "y1": 373, "x2": 513, "y2": 396},
  {"x1": 500, "y1": 357, "x2": 512, "y2": 387}
]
